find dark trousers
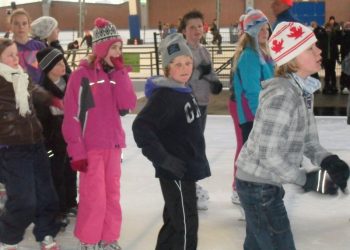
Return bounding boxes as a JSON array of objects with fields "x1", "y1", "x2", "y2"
[
  {"x1": 49, "y1": 146, "x2": 77, "y2": 215},
  {"x1": 0, "y1": 143, "x2": 60, "y2": 244},
  {"x1": 156, "y1": 179, "x2": 198, "y2": 250},
  {"x1": 239, "y1": 121, "x2": 254, "y2": 144},
  {"x1": 236, "y1": 179, "x2": 296, "y2": 250},
  {"x1": 323, "y1": 59, "x2": 337, "y2": 89}
]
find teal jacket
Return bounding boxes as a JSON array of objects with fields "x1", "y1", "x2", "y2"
[{"x1": 233, "y1": 47, "x2": 274, "y2": 124}]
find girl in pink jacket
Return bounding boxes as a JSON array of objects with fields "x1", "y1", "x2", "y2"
[{"x1": 62, "y1": 18, "x2": 136, "y2": 250}]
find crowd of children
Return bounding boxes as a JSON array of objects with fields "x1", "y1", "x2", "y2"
[{"x1": 0, "y1": 4, "x2": 350, "y2": 250}]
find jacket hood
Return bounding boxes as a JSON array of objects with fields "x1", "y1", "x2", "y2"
[{"x1": 145, "y1": 76, "x2": 192, "y2": 98}]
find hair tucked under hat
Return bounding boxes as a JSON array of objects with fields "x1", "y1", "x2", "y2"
[
  {"x1": 159, "y1": 33, "x2": 193, "y2": 69},
  {"x1": 92, "y1": 17, "x2": 122, "y2": 59},
  {"x1": 268, "y1": 22, "x2": 317, "y2": 66},
  {"x1": 36, "y1": 47, "x2": 64, "y2": 73},
  {"x1": 31, "y1": 16, "x2": 58, "y2": 40}
]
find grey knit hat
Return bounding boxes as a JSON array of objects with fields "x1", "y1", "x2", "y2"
[
  {"x1": 31, "y1": 16, "x2": 58, "y2": 40},
  {"x1": 159, "y1": 33, "x2": 193, "y2": 68}
]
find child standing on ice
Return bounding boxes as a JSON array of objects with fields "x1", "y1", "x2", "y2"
[
  {"x1": 62, "y1": 18, "x2": 136, "y2": 249},
  {"x1": 132, "y1": 33, "x2": 211, "y2": 250},
  {"x1": 236, "y1": 22, "x2": 350, "y2": 249}
]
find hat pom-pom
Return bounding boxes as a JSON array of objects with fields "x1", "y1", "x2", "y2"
[{"x1": 95, "y1": 17, "x2": 109, "y2": 28}]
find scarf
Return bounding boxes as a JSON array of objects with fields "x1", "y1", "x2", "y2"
[
  {"x1": 0, "y1": 63, "x2": 31, "y2": 117},
  {"x1": 290, "y1": 73, "x2": 321, "y2": 94}
]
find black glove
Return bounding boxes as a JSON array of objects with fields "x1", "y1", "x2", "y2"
[
  {"x1": 320, "y1": 155, "x2": 350, "y2": 191},
  {"x1": 119, "y1": 109, "x2": 129, "y2": 116},
  {"x1": 198, "y1": 64, "x2": 212, "y2": 79},
  {"x1": 209, "y1": 80, "x2": 223, "y2": 95},
  {"x1": 303, "y1": 169, "x2": 338, "y2": 195},
  {"x1": 160, "y1": 155, "x2": 187, "y2": 179}
]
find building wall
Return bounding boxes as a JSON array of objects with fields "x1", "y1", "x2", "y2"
[{"x1": 0, "y1": 0, "x2": 349, "y2": 32}]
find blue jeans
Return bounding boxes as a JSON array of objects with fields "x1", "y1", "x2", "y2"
[
  {"x1": 236, "y1": 179, "x2": 296, "y2": 250},
  {"x1": 0, "y1": 143, "x2": 60, "y2": 244}
]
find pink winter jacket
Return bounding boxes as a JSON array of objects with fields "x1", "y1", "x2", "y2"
[{"x1": 62, "y1": 60, "x2": 137, "y2": 161}]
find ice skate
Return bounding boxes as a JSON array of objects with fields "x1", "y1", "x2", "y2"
[
  {"x1": 99, "y1": 241, "x2": 122, "y2": 250},
  {"x1": 0, "y1": 243, "x2": 18, "y2": 250},
  {"x1": 79, "y1": 242, "x2": 98, "y2": 250},
  {"x1": 196, "y1": 184, "x2": 209, "y2": 210},
  {"x1": 41, "y1": 235, "x2": 60, "y2": 250}
]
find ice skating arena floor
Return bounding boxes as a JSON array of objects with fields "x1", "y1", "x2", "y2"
[{"x1": 21, "y1": 115, "x2": 350, "y2": 250}]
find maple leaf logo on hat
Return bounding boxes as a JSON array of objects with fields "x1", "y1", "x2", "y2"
[
  {"x1": 271, "y1": 39, "x2": 284, "y2": 53},
  {"x1": 287, "y1": 26, "x2": 304, "y2": 39}
]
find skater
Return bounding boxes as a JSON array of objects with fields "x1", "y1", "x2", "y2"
[
  {"x1": 62, "y1": 17, "x2": 136, "y2": 250},
  {"x1": 0, "y1": 38, "x2": 62, "y2": 249},
  {"x1": 31, "y1": 16, "x2": 72, "y2": 75},
  {"x1": 178, "y1": 10, "x2": 222, "y2": 210},
  {"x1": 236, "y1": 22, "x2": 350, "y2": 250},
  {"x1": 9, "y1": 8, "x2": 45, "y2": 85},
  {"x1": 132, "y1": 33, "x2": 211, "y2": 250},
  {"x1": 36, "y1": 47, "x2": 77, "y2": 231},
  {"x1": 230, "y1": 9, "x2": 274, "y2": 206}
]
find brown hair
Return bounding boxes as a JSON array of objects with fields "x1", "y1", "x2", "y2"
[
  {"x1": 178, "y1": 10, "x2": 204, "y2": 33},
  {"x1": 0, "y1": 38, "x2": 15, "y2": 57},
  {"x1": 9, "y1": 8, "x2": 31, "y2": 24}
]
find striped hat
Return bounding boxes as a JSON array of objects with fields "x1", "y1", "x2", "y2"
[
  {"x1": 92, "y1": 17, "x2": 122, "y2": 58},
  {"x1": 268, "y1": 22, "x2": 317, "y2": 66},
  {"x1": 243, "y1": 9, "x2": 269, "y2": 38},
  {"x1": 36, "y1": 47, "x2": 64, "y2": 73}
]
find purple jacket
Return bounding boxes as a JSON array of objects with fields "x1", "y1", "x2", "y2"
[{"x1": 62, "y1": 60, "x2": 137, "y2": 161}]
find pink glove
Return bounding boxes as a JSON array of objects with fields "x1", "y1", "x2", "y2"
[
  {"x1": 110, "y1": 56, "x2": 124, "y2": 70},
  {"x1": 51, "y1": 97, "x2": 64, "y2": 110},
  {"x1": 71, "y1": 159, "x2": 88, "y2": 172}
]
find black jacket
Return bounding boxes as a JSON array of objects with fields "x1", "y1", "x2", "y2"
[{"x1": 132, "y1": 77, "x2": 211, "y2": 181}]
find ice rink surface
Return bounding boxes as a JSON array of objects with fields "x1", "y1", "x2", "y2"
[{"x1": 20, "y1": 115, "x2": 350, "y2": 250}]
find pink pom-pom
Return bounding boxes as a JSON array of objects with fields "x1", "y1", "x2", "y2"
[{"x1": 95, "y1": 17, "x2": 109, "y2": 28}]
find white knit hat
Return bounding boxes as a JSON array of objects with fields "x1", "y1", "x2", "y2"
[
  {"x1": 31, "y1": 16, "x2": 58, "y2": 40},
  {"x1": 268, "y1": 22, "x2": 317, "y2": 66}
]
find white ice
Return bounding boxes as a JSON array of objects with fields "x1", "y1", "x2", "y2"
[{"x1": 20, "y1": 115, "x2": 350, "y2": 250}]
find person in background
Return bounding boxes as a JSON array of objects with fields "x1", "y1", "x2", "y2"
[
  {"x1": 271, "y1": 0, "x2": 298, "y2": 30},
  {"x1": 80, "y1": 30, "x2": 92, "y2": 56},
  {"x1": 318, "y1": 22, "x2": 340, "y2": 94},
  {"x1": 0, "y1": 38, "x2": 63, "y2": 250},
  {"x1": 178, "y1": 10, "x2": 222, "y2": 210},
  {"x1": 66, "y1": 40, "x2": 79, "y2": 66},
  {"x1": 236, "y1": 22, "x2": 349, "y2": 250},
  {"x1": 9, "y1": 8, "x2": 45, "y2": 85},
  {"x1": 340, "y1": 21, "x2": 350, "y2": 93},
  {"x1": 132, "y1": 33, "x2": 211, "y2": 250},
  {"x1": 31, "y1": 16, "x2": 72, "y2": 75},
  {"x1": 36, "y1": 47, "x2": 78, "y2": 231},
  {"x1": 230, "y1": 9, "x2": 274, "y2": 214},
  {"x1": 62, "y1": 17, "x2": 136, "y2": 250}
]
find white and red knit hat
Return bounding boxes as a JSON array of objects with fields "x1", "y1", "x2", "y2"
[
  {"x1": 92, "y1": 18, "x2": 122, "y2": 58},
  {"x1": 268, "y1": 22, "x2": 317, "y2": 66}
]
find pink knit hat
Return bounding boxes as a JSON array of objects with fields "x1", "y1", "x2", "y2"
[
  {"x1": 281, "y1": 0, "x2": 293, "y2": 6},
  {"x1": 268, "y1": 22, "x2": 317, "y2": 66},
  {"x1": 92, "y1": 18, "x2": 122, "y2": 59}
]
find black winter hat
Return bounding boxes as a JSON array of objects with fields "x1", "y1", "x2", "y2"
[{"x1": 36, "y1": 47, "x2": 64, "y2": 74}]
